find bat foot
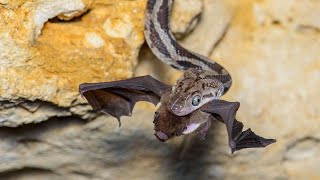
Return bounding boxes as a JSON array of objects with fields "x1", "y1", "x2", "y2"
[
  {"x1": 196, "y1": 120, "x2": 211, "y2": 141},
  {"x1": 229, "y1": 141, "x2": 236, "y2": 154},
  {"x1": 197, "y1": 132, "x2": 206, "y2": 141},
  {"x1": 117, "y1": 118, "x2": 122, "y2": 127}
]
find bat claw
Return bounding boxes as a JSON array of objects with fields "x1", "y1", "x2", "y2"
[
  {"x1": 231, "y1": 128, "x2": 276, "y2": 153},
  {"x1": 231, "y1": 149, "x2": 235, "y2": 154},
  {"x1": 229, "y1": 141, "x2": 236, "y2": 151},
  {"x1": 117, "y1": 118, "x2": 122, "y2": 127},
  {"x1": 197, "y1": 132, "x2": 206, "y2": 141}
]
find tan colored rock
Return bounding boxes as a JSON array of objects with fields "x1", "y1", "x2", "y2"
[
  {"x1": 0, "y1": 0, "x2": 147, "y2": 126},
  {"x1": 0, "y1": 0, "x2": 200, "y2": 127},
  {"x1": 170, "y1": 0, "x2": 203, "y2": 38},
  {"x1": 208, "y1": 0, "x2": 320, "y2": 179},
  {"x1": 0, "y1": 0, "x2": 146, "y2": 106}
]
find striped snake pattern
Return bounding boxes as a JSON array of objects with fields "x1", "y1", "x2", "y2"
[{"x1": 144, "y1": 0, "x2": 232, "y2": 93}]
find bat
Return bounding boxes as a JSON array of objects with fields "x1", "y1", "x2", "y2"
[{"x1": 79, "y1": 75, "x2": 276, "y2": 153}]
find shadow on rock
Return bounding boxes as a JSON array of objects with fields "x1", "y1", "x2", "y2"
[{"x1": 166, "y1": 121, "x2": 221, "y2": 180}]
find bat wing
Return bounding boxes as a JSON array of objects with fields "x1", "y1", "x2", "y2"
[
  {"x1": 79, "y1": 75, "x2": 171, "y2": 125},
  {"x1": 201, "y1": 99, "x2": 276, "y2": 153}
]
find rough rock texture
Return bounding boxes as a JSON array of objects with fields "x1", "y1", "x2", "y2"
[
  {"x1": 0, "y1": 0, "x2": 147, "y2": 126},
  {"x1": 1, "y1": 0, "x2": 320, "y2": 179}
]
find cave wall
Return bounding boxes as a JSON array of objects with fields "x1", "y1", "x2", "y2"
[{"x1": 0, "y1": 0, "x2": 319, "y2": 179}]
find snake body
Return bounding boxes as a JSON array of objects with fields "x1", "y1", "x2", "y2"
[{"x1": 144, "y1": 0, "x2": 232, "y2": 116}]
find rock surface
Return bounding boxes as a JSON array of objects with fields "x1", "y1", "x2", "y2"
[
  {"x1": 0, "y1": 0, "x2": 320, "y2": 179},
  {"x1": 0, "y1": 0, "x2": 147, "y2": 126}
]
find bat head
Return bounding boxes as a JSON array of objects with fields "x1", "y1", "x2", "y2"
[
  {"x1": 167, "y1": 68, "x2": 224, "y2": 116},
  {"x1": 153, "y1": 105, "x2": 188, "y2": 142},
  {"x1": 153, "y1": 101, "x2": 209, "y2": 142}
]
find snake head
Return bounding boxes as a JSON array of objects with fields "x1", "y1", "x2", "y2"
[{"x1": 167, "y1": 69, "x2": 224, "y2": 116}]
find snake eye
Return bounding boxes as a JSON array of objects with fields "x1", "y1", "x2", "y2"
[{"x1": 192, "y1": 95, "x2": 201, "y2": 106}]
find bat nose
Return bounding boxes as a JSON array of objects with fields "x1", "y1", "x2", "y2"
[{"x1": 154, "y1": 131, "x2": 168, "y2": 142}]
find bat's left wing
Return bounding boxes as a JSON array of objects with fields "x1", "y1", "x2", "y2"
[
  {"x1": 201, "y1": 99, "x2": 276, "y2": 153},
  {"x1": 79, "y1": 75, "x2": 171, "y2": 125}
]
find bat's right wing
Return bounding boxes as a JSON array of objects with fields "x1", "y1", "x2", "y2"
[
  {"x1": 201, "y1": 99, "x2": 276, "y2": 154},
  {"x1": 79, "y1": 75, "x2": 171, "y2": 125}
]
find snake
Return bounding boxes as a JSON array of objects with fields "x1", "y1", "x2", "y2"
[{"x1": 144, "y1": 0, "x2": 232, "y2": 116}]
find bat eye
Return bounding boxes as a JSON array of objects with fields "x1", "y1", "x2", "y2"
[
  {"x1": 154, "y1": 112, "x2": 159, "y2": 118},
  {"x1": 153, "y1": 112, "x2": 160, "y2": 123},
  {"x1": 192, "y1": 95, "x2": 201, "y2": 106}
]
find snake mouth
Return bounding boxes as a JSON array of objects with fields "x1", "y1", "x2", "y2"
[
  {"x1": 154, "y1": 123, "x2": 202, "y2": 142},
  {"x1": 182, "y1": 123, "x2": 201, "y2": 134}
]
